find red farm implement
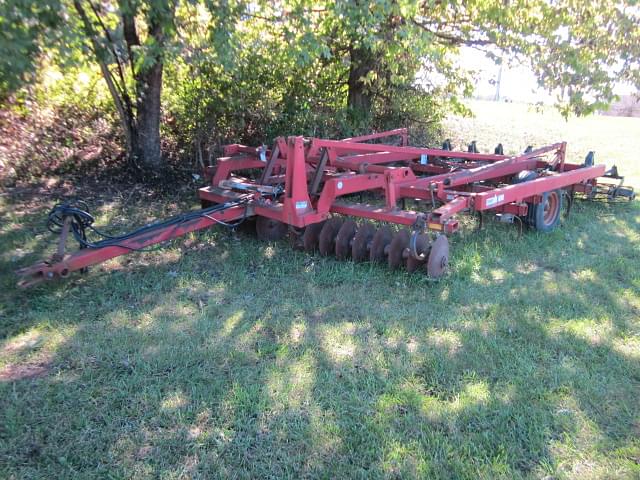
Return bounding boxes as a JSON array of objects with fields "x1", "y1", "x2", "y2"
[{"x1": 16, "y1": 128, "x2": 635, "y2": 287}]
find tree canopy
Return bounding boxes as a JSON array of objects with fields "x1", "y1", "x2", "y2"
[{"x1": 1, "y1": 0, "x2": 638, "y2": 168}]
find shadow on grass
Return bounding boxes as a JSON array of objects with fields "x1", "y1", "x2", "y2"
[{"x1": 1, "y1": 191, "x2": 639, "y2": 478}]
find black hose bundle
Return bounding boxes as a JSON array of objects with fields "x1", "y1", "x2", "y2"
[{"x1": 47, "y1": 197, "x2": 251, "y2": 251}]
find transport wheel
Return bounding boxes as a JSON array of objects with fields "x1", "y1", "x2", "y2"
[
  {"x1": 406, "y1": 233, "x2": 430, "y2": 273},
  {"x1": 370, "y1": 226, "x2": 393, "y2": 263},
  {"x1": 533, "y1": 189, "x2": 562, "y2": 232},
  {"x1": 302, "y1": 221, "x2": 325, "y2": 252},
  {"x1": 388, "y1": 229, "x2": 410, "y2": 270},
  {"x1": 256, "y1": 216, "x2": 288, "y2": 241},
  {"x1": 335, "y1": 220, "x2": 357, "y2": 260},
  {"x1": 427, "y1": 235, "x2": 449, "y2": 278},
  {"x1": 318, "y1": 217, "x2": 344, "y2": 256},
  {"x1": 512, "y1": 170, "x2": 537, "y2": 184},
  {"x1": 352, "y1": 222, "x2": 376, "y2": 262}
]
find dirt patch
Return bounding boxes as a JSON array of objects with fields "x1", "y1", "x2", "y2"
[
  {"x1": 0, "y1": 331, "x2": 43, "y2": 356},
  {"x1": 0, "y1": 360, "x2": 51, "y2": 382}
]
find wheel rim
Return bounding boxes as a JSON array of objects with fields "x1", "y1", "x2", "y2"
[{"x1": 542, "y1": 191, "x2": 560, "y2": 226}]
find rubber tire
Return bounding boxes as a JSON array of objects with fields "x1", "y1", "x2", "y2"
[
  {"x1": 529, "y1": 189, "x2": 562, "y2": 232},
  {"x1": 513, "y1": 170, "x2": 537, "y2": 184}
]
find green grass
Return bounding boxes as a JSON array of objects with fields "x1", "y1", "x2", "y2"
[{"x1": 1, "y1": 101, "x2": 639, "y2": 479}]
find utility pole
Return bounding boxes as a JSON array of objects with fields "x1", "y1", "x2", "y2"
[{"x1": 493, "y1": 61, "x2": 502, "y2": 101}]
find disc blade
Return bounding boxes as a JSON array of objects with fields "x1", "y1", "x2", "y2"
[
  {"x1": 370, "y1": 226, "x2": 392, "y2": 263},
  {"x1": 335, "y1": 220, "x2": 357, "y2": 260},
  {"x1": 288, "y1": 227, "x2": 305, "y2": 250},
  {"x1": 427, "y1": 235, "x2": 449, "y2": 278},
  {"x1": 352, "y1": 222, "x2": 375, "y2": 262},
  {"x1": 388, "y1": 229, "x2": 410, "y2": 269},
  {"x1": 256, "y1": 216, "x2": 288, "y2": 241},
  {"x1": 318, "y1": 217, "x2": 343, "y2": 256},
  {"x1": 302, "y1": 221, "x2": 325, "y2": 252}
]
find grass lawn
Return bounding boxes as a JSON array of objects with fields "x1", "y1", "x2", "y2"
[{"x1": 1, "y1": 101, "x2": 639, "y2": 479}]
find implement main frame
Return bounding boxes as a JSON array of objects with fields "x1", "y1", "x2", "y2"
[{"x1": 17, "y1": 128, "x2": 635, "y2": 286}]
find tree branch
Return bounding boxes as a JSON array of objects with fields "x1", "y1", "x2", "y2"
[
  {"x1": 72, "y1": 0, "x2": 135, "y2": 154},
  {"x1": 411, "y1": 18, "x2": 492, "y2": 47},
  {"x1": 119, "y1": 0, "x2": 140, "y2": 80},
  {"x1": 86, "y1": 0, "x2": 134, "y2": 121}
]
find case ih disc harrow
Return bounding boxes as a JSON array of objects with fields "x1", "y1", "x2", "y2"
[{"x1": 16, "y1": 128, "x2": 635, "y2": 287}]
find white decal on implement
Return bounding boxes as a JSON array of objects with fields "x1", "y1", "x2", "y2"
[{"x1": 486, "y1": 194, "x2": 505, "y2": 207}]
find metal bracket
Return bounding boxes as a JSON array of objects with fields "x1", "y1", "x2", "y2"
[{"x1": 409, "y1": 231, "x2": 427, "y2": 260}]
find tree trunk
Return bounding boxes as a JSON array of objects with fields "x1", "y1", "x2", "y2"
[
  {"x1": 133, "y1": 62, "x2": 163, "y2": 169},
  {"x1": 75, "y1": 0, "x2": 169, "y2": 171},
  {"x1": 347, "y1": 47, "x2": 373, "y2": 113}
]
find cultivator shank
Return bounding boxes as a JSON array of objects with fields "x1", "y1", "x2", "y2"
[{"x1": 16, "y1": 128, "x2": 635, "y2": 286}]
